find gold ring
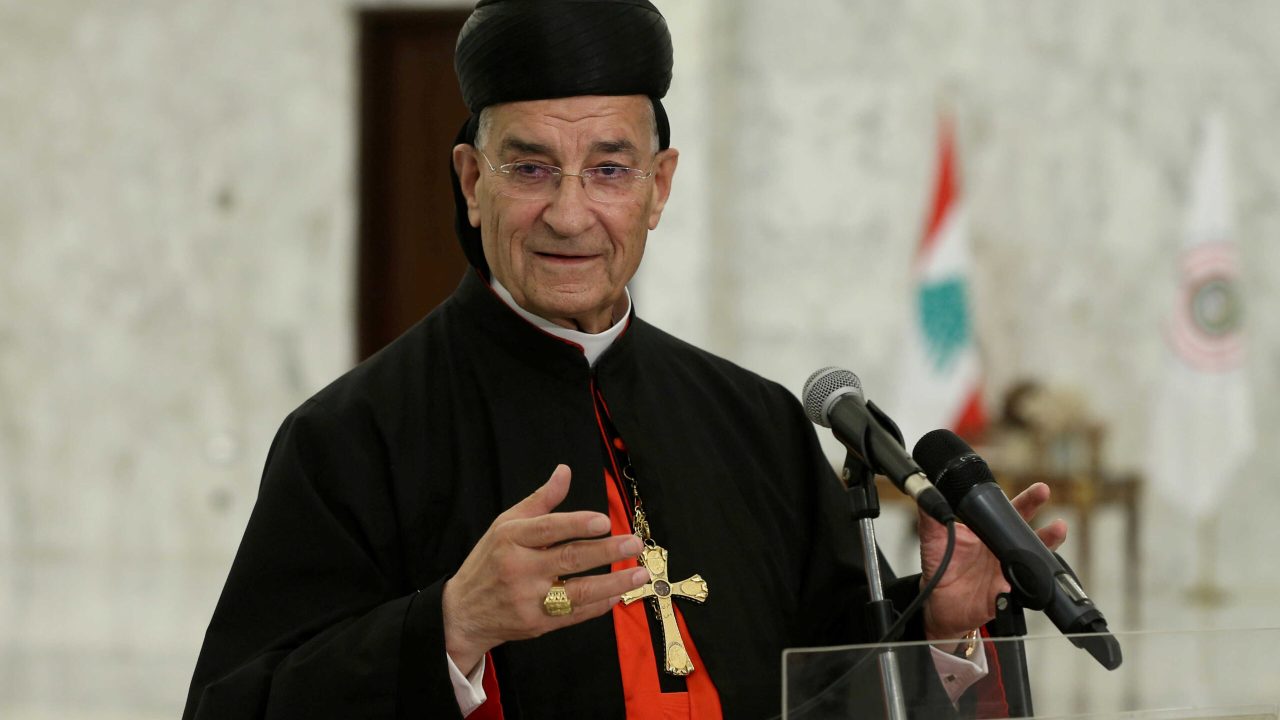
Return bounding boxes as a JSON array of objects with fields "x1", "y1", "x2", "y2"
[{"x1": 543, "y1": 579, "x2": 572, "y2": 617}]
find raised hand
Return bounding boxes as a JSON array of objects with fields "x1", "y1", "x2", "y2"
[
  {"x1": 441, "y1": 464, "x2": 651, "y2": 674},
  {"x1": 918, "y1": 482, "x2": 1068, "y2": 646}
]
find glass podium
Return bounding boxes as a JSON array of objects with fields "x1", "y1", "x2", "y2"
[{"x1": 782, "y1": 628, "x2": 1280, "y2": 719}]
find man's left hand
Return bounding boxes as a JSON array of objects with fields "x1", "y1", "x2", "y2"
[{"x1": 917, "y1": 482, "x2": 1068, "y2": 646}]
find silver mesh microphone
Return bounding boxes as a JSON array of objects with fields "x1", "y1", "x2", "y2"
[
  {"x1": 800, "y1": 365, "x2": 955, "y2": 523},
  {"x1": 802, "y1": 366, "x2": 864, "y2": 428}
]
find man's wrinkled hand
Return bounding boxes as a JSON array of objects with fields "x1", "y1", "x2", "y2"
[
  {"x1": 918, "y1": 482, "x2": 1068, "y2": 645},
  {"x1": 441, "y1": 464, "x2": 651, "y2": 675}
]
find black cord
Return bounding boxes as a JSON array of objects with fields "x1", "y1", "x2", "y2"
[
  {"x1": 878, "y1": 517, "x2": 956, "y2": 645},
  {"x1": 772, "y1": 519, "x2": 958, "y2": 720}
]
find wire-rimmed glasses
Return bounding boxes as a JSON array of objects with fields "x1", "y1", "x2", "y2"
[{"x1": 476, "y1": 148, "x2": 656, "y2": 203}]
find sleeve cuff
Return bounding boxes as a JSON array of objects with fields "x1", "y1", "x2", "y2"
[
  {"x1": 447, "y1": 653, "x2": 488, "y2": 716},
  {"x1": 929, "y1": 635, "x2": 989, "y2": 706}
]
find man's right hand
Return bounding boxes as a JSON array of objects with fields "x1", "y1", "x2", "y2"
[{"x1": 441, "y1": 464, "x2": 651, "y2": 675}]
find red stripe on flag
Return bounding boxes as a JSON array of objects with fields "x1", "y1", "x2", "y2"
[
  {"x1": 920, "y1": 117, "x2": 958, "y2": 260},
  {"x1": 952, "y1": 386, "x2": 987, "y2": 441}
]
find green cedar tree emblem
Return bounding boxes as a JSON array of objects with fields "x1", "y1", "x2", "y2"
[{"x1": 918, "y1": 278, "x2": 971, "y2": 373}]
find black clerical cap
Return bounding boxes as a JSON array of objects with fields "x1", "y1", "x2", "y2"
[{"x1": 450, "y1": 0, "x2": 674, "y2": 276}]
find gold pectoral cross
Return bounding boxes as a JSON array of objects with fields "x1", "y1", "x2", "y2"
[{"x1": 620, "y1": 543, "x2": 709, "y2": 676}]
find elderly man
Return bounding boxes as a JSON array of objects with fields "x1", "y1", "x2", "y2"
[{"x1": 183, "y1": 1, "x2": 1065, "y2": 718}]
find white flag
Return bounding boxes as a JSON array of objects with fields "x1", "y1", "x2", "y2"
[
  {"x1": 1146, "y1": 114, "x2": 1255, "y2": 519},
  {"x1": 893, "y1": 118, "x2": 986, "y2": 448}
]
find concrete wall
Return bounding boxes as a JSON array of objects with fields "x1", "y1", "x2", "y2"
[
  {"x1": 639, "y1": 0, "x2": 1280, "y2": 606},
  {"x1": 2, "y1": 1, "x2": 1278, "y2": 717},
  {"x1": 0, "y1": 1, "x2": 365, "y2": 715}
]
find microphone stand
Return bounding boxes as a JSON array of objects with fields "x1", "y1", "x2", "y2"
[
  {"x1": 986, "y1": 552, "x2": 1121, "y2": 718},
  {"x1": 843, "y1": 451, "x2": 908, "y2": 720},
  {"x1": 988, "y1": 592, "x2": 1034, "y2": 718}
]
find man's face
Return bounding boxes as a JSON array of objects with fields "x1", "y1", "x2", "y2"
[{"x1": 454, "y1": 95, "x2": 678, "y2": 333}]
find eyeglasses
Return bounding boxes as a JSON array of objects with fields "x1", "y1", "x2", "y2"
[{"x1": 476, "y1": 148, "x2": 656, "y2": 203}]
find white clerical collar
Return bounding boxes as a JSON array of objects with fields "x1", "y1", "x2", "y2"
[{"x1": 490, "y1": 278, "x2": 631, "y2": 367}]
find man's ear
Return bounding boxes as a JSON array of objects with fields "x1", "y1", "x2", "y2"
[
  {"x1": 647, "y1": 148, "x2": 679, "y2": 230},
  {"x1": 453, "y1": 144, "x2": 483, "y2": 228}
]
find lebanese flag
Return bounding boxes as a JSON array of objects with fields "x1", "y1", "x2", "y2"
[{"x1": 893, "y1": 117, "x2": 987, "y2": 447}]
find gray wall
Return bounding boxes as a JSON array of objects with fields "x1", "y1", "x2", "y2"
[
  {"x1": 639, "y1": 0, "x2": 1280, "y2": 595},
  {"x1": 2, "y1": 1, "x2": 1278, "y2": 717}
]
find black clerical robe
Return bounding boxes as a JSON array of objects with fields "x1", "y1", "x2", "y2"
[{"x1": 183, "y1": 271, "x2": 928, "y2": 720}]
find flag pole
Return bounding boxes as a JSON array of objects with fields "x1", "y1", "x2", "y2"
[{"x1": 1186, "y1": 511, "x2": 1228, "y2": 606}]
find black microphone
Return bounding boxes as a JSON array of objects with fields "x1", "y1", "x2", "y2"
[
  {"x1": 913, "y1": 429, "x2": 1122, "y2": 670},
  {"x1": 802, "y1": 367, "x2": 954, "y2": 524}
]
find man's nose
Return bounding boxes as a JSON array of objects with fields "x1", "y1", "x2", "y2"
[{"x1": 541, "y1": 174, "x2": 595, "y2": 236}]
